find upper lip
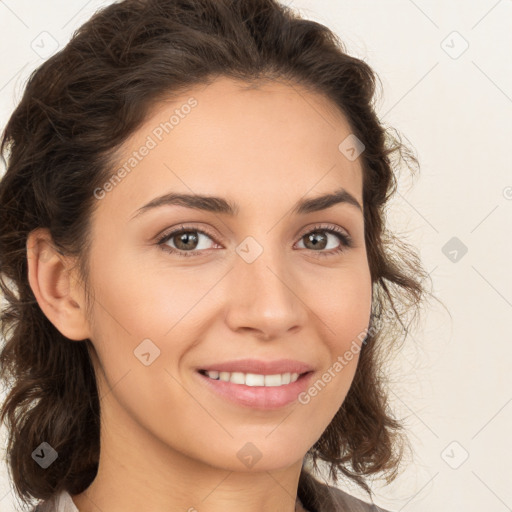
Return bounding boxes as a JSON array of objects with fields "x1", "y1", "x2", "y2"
[{"x1": 198, "y1": 358, "x2": 314, "y2": 375}]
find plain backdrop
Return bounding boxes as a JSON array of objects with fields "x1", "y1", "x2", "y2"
[{"x1": 0, "y1": 1, "x2": 511, "y2": 511}]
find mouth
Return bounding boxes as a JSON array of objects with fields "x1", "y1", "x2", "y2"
[
  {"x1": 197, "y1": 369, "x2": 312, "y2": 387},
  {"x1": 196, "y1": 368, "x2": 315, "y2": 409}
]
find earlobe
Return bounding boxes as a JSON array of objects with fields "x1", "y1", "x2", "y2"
[{"x1": 26, "y1": 227, "x2": 91, "y2": 341}]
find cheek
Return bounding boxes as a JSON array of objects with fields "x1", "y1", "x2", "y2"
[
  {"x1": 311, "y1": 262, "x2": 373, "y2": 338},
  {"x1": 88, "y1": 243, "x2": 207, "y2": 338},
  {"x1": 309, "y1": 265, "x2": 372, "y2": 392},
  {"x1": 84, "y1": 256, "x2": 229, "y2": 405}
]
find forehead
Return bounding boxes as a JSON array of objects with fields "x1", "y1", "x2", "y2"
[{"x1": 94, "y1": 76, "x2": 364, "y2": 222}]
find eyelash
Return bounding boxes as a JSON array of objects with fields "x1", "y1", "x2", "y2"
[{"x1": 156, "y1": 223, "x2": 354, "y2": 259}]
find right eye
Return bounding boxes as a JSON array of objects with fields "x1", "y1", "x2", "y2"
[{"x1": 156, "y1": 225, "x2": 221, "y2": 257}]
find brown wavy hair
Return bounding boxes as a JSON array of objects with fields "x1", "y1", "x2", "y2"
[{"x1": 0, "y1": 0, "x2": 436, "y2": 510}]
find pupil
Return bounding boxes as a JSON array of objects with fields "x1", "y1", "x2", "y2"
[
  {"x1": 177, "y1": 231, "x2": 198, "y2": 249},
  {"x1": 308, "y1": 232, "x2": 326, "y2": 249}
]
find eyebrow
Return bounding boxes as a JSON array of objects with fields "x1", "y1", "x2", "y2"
[{"x1": 130, "y1": 186, "x2": 362, "y2": 220}]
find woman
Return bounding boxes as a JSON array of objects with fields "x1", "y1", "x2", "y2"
[{"x1": 0, "y1": 1, "x2": 430, "y2": 511}]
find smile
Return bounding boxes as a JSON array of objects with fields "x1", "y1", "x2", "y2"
[
  {"x1": 199, "y1": 370, "x2": 302, "y2": 387},
  {"x1": 196, "y1": 369, "x2": 314, "y2": 410}
]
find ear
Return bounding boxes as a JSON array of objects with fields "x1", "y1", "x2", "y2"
[{"x1": 26, "y1": 227, "x2": 92, "y2": 341}]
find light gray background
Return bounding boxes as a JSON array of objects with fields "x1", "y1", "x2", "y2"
[{"x1": 1, "y1": 1, "x2": 511, "y2": 511}]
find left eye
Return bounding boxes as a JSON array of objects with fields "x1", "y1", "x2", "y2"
[{"x1": 296, "y1": 230, "x2": 346, "y2": 251}]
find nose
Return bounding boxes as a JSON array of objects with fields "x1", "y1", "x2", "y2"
[{"x1": 223, "y1": 244, "x2": 308, "y2": 341}]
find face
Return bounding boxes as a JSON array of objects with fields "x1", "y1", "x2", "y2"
[{"x1": 78, "y1": 77, "x2": 372, "y2": 473}]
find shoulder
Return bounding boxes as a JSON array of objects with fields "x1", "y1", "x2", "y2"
[
  {"x1": 298, "y1": 470, "x2": 394, "y2": 512},
  {"x1": 323, "y1": 484, "x2": 394, "y2": 512}
]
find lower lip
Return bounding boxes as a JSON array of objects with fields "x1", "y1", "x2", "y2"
[{"x1": 196, "y1": 371, "x2": 314, "y2": 410}]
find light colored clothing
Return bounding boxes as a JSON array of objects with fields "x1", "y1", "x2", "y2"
[{"x1": 32, "y1": 490, "x2": 78, "y2": 512}]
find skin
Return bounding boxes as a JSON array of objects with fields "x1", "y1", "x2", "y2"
[{"x1": 26, "y1": 77, "x2": 372, "y2": 512}]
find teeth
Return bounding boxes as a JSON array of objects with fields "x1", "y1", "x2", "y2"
[
  {"x1": 204, "y1": 371, "x2": 301, "y2": 386},
  {"x1": 230, "y1": 372, "x2": 245, "y2": 384},
  {"x1": 246, "y1": 373, "x2": 264, "y2": 386}
]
